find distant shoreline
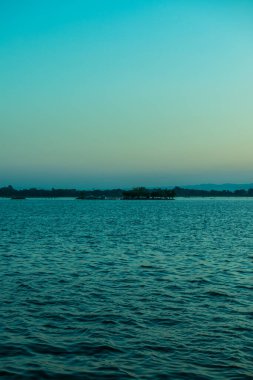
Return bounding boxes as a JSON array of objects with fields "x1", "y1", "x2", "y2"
[{"x1": 1, "y1": 185, "x2": 253, "y2": 199}]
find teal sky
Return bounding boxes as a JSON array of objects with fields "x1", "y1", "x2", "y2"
[{"x1": 1, "y1": 0, "x2": 253, "y2": 188}]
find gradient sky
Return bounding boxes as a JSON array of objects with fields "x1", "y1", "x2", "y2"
[{"x1": 1, "y1": 0, "x2": 253, "y2": 188}]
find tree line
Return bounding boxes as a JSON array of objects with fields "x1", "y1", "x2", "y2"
[
  {"x1": 1, "y1": 185, "x2": 253, "y2": 199},
  {"x1": 122, "y1": 187, "x2": 176, "y2": 199}
]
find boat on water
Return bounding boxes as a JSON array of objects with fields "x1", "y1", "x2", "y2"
[{"x1": 11, "y1": 196, "x2": 26, "y2": 200}]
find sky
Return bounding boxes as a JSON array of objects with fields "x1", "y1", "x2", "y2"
[{"x1": 1, "y1": 0, "x2": 253, "y2": 188}]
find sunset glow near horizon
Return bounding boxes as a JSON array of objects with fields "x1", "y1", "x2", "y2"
[{"x1": 1, "y1": 0, "x2": 253, "y2": 189}]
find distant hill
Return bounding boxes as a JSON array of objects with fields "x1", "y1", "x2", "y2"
[{"x1": 181, "y1": 183, "x2": 253, "y2": 191}]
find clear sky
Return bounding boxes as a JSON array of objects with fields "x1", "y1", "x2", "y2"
[{"x1": 1, "y1": 0, "x2": 253, "y2": 188}]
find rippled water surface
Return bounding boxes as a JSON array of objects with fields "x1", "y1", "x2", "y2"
[{"x1": 1, "y1": 198, "x2": 253, "y2": 379}]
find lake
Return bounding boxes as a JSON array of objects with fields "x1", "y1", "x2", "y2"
[{"x1": 0, "y1": 198, "x2": 253, "y2": 379}]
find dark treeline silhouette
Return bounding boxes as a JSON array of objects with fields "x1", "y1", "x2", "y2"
[
  {"x1": 0, "y1": 185, "x2": 122, "y2": 199},
  {"x1": 123, "y1": 187, "x2": 176, "y2": 200},
  {"x1": 0, "y1": 185, "x2": 253, "y2": 199}
]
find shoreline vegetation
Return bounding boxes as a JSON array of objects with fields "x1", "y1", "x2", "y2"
[{"x1": 1, "y1": 185, "x2": 253, "y2": 200}]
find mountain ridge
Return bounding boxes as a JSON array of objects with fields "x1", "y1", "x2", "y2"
[{"x1": 180, "y1": 183, "x2": 253, "y2": 191}]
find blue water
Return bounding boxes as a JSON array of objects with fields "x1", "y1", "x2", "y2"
[{"x1": 0, "y1": 198, "x2": 253, "y2": 379}]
